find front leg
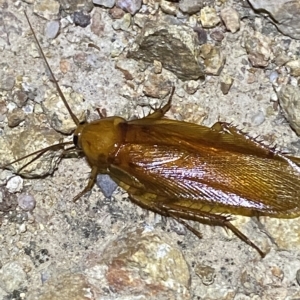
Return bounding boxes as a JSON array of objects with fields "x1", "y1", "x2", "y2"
[
  {"x1": 73, "y1": 166, "x2": 98, "y2": 202},
  {"x1": 144, "y1": 87, "x2": 174, "y2": 119}
]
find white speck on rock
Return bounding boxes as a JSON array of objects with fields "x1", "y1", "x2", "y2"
[{"x1": 6, "y1": 176, "x2": 23, "y2": 193}]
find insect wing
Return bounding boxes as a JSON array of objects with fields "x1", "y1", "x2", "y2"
[{"x1": 110, "y1": 119, "x2": 300, "y2": 217}]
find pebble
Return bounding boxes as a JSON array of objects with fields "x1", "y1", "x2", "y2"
[
  {"x1": 112, "y1": 13, "x2": 132, "y2": 31},
  {"x1": 179, "y1": 0, "x2": 202, "y2": 14},
  {"x1": 18, "y1": 194, "x2": 36, "y2": 211},
  {"x1": 96, "y1": 174, "x2": 118, "y2": 198},
  {"x1": 73, "y1": 11, "x2": 91, "y2": 27},
  {"x1": 269, "y1": 70, "x2": 279, "y2": 83},
  {"x1": 128, "y1": 21, "x2": 204, "y2": 80},
  {"x1": 12, "y1": 91, "x2": 28, "y2": 108},
  {"x1": 199, "y1": 6, "x2": 220, "y2": 28},
  {"x1": 200, "y1": 44, "x2": 225, "y2": 76},
  {"x1": 220, "y1": 72, "x2": 234, "y2": 95},
  {"x1": 194, "y1": 27, "x2": 208, "y2": 44},
  {"x1": 7, "y1": 108, "x2": 25, "y2": 128},
  {"x1": 210, "y1": 29, "x2": 224, "y2": 42},
  {"x1": 160, "y1": 0, "x2": 177, "y2": 15},
  {"x1": 278, "y1": 84, "x2": 300, "y2": 135},
  {"x1": 286, "y1": 59, "x2": 300, "y2": 76},
  {"x1": 153, "y1": 60, "x2": 162, "y2": 74},
  {"x1": 33, "y1": 0, "x2": 60, "y2": 20},
  {"x1": 116, "y1": 0, "x2": 142, "y2": 15},
  {"x1": 109, "y1": 6, "x2": 125, "y2": 18},
  {"x1": 94, "y1": 0, "x2": 116, "y2": 8},
  {"x1": 244, "y1": 31, "x2": 273, "y2": 67},
  {"x1": 44, "y1": 20, "x2": 60, "y2": 39},
  {"x1": 6, "y1": 176, "x2": 24, "y2": 193},
  {"x1": 183, "y1": 80, "x2": 200, "y2": 95},
  {"x1": 220, "y1": 7, "x2": 240, "y2": 33}
]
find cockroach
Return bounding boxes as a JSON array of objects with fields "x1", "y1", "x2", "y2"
[{"x1": 2, "y1": 12, "x2": 300, "y2": 258}]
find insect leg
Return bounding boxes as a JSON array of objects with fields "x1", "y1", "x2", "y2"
[
  {"x1": 144, "y1": 87, "x2": 174, "y2": 119},
  {"x1": 157, "y1": 202, "x2": 266, "y2": 257},
  {"x1": 128, "y1": 193, "x2": 265, "y2": 256},
  {"x1": 73, "y1": 166, "x2": 98, "y2": 202},
  {"x1": 211, "y1": 121, "x2": 240, "y2": 135}
]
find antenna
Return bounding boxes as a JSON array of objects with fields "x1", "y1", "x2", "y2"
[{"x1": 24, "y1": 11, "x2": 80, "y2": 126}]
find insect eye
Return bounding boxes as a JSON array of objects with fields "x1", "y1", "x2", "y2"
[{"x1": 73, "y1": 135, "x2": 79, "y2": 147}]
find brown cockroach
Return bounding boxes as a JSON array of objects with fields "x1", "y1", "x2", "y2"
[{"x1": 2, "y1": 12, "x2": 300, "y2": 258}]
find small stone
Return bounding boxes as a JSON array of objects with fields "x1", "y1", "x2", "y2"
[
  {"x1": 153, "y1": 60, "x2": 162, "y2": 74},
  {"x1": 33, "y1": 0, "x2": 60, "y2": 20},
  {"x1": 91, "y1": 9, "x2": 106, "y2": 36},
  {"x1": 133, "y1": 13, "x2": 149, "y2": 28},
  {"x1": 7, "y1": 108, "x2": 25, "y2": 128},
  {"x1": 13, "y1": 91, "x2": 28, "y2": 108},
  {"x1": 286, "y1": 59, "x2": 300, "y2": 77},
  {"x1": 194, "y1": 27, "x2": 207, "y2": 44},
  {"x1": 73, "y1": 11, "x2": 91, "y2": 27},
  {"x1": 18, "y1": 194, "x2": 36, "y2": 211},
  {"x1": 109, "y1": 6, "x2": 125, "y2": 18},
  {"x1": 18, "y1": 223, "x2": 27, "y2": 233},
  {"x1": 143, "y1": 74, "x2": 173, "y2": 98},
  {"x1": 93, "y1": 0, "x2": 116, "y2": 8},
  {"x1": 44, "y1": 20, "x2": 60, "y2": 39},
  {"x1": 199, "y1": 6, "x2": 220, "y2": 28},
  {"x1": 127, "y1": 21, "x2": 204, "y2": 80},
  {"x1": 183, "y1": 80, "x2": 200, "y2": 95},
  {"x1": 89, "y1": 229, "x2": 191, "y2": 298},
  {"x1": 244, "y1": 31, "x2": 273, "y2": 67},
  {"x1": 269, "y1": 70, "x2": 279, "y2": 84},
  {"x1": 59, "y1": 0, "x2": 94, "y2": 14},
  {"x1": 6, "y1": 176, "x2": 24, "y2": 193},
  {"x1": 116, "y1": 0, "x2": 142, "y2": 15},
  {"x1": 220, "y1": 72, "x2": 234, "y2": 95},
  {"x1": 195, "y1": 264, "x2": 215, "y2": 286},
  {"x1": 274, "y1": 52, "x2": 290, "y2": 67},
  {"x1": 220, "y1": 7, "x2": 240, "y2": 33},
  {"x1": 210, "y1": 29, "x2": 225, "y2": 42},
  {"x1": 200, "y1": 44, "x2": 225, "y2": 76},
  {"x1": 112, "y1": 13, "x2": 132, "y2": 31},
  {"x1": 160, "y1": 0, "x2": 177, "y2": 15},
  {"x1": 96, "y1": 174, "x2": 118, "y2": 198},
  {"x1": 179, "y1": 0, "x2": 202, "y2": 14},
  {"x1": 278, "y1": 84, "x2": 300, "y2": 135},
  {"x1": 59, "y1": 59, "x2": 71, "y2": 74}
]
